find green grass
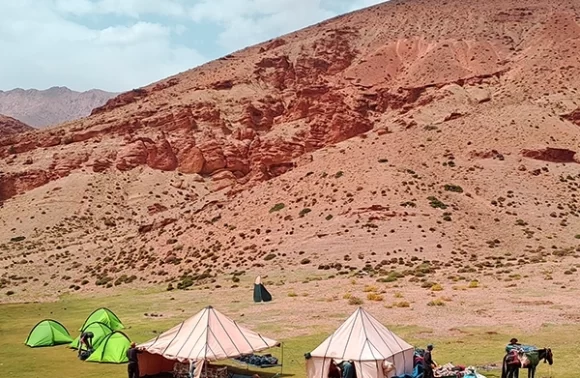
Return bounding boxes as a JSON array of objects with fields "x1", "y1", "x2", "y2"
[{"x1": 1, "y1": 290, "x2": 579, "y2": 378}]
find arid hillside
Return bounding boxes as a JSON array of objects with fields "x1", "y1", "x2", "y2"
[
  {"x1": 0, "y1": 87, "x2": 116, "y2": 127},
  {"x1": 1, "y1": 0, "x2": 580, "y2": 327},
  {"x1": 0, "y1": 114, "x2": 33, "y2": 136}
]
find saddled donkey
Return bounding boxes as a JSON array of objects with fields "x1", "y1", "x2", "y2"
[{"x1": 501, "y1": 347, "x2": 553, "y2": 378}]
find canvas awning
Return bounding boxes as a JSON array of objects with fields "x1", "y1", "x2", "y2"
[{"x1": 137, "y1": 306, "x2": 279, "y2": 377}]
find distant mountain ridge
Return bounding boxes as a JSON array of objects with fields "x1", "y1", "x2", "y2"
[{"x1": 0, "y1": 86, "x2": 117, "y2": 128}]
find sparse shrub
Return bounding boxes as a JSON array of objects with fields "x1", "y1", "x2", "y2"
[
  {"x1": 270, "y1": 203, "x2": 285, "y2": 213},
  {"x1": 326, "y1": 214, "x2": 333, "y2": 220},
  {"x1": 468, "y1": 280, "x2": 479, "y2": 288},
  {"x1": 95, "y1": 276, "x2": 113, "y2": 286},
  {"x1": 264, "y1": 253, "x2": 276, "y2": 261},
  {"x1": 6, "y1": 290, "x2": 15, "y2": 296},
  {"x1": 300, "y1": 258, "x2": 311, "y2": 265},
  {"x1": 177, "y1": 276, "x2": 194, "y2": 290},
  {"x1": 378, "y1": 158, "x2": 389, "y2": 163},
  {"x1": 363, "y1": 285, "x2": 378, "y2": 292},
  {"x1": 575, "y1": 235, "x2": 580, "y2": 239},
  {"x1": 232, "y1": 276, "x2": 240, "y2": 283},
  {"x1": 427, "y1": 298, "x2": 445, "y2": 306},
  {"x1": 393, "y1": 301, "x2": 410, "y2": 308},
  {"x1": 166, "y1": 283, "x2": 174, "y2": 291},
  {"x1": 394, "y1": 292, "x2": 404, "y2": 298},
  {"x1": 431, "y1": 283, "x2": 443, "y2": 291},
  {"x1": 377, "y1": 271, "x2": 403, "y2": 283},
  {"x1": 428, "y1": 197, "x2": 448, "y2": 209},
  {"x1": 287, "y1": 292, "x2": 298, "y2": 297},
  {"x1": 444, "y1": 184, "x2": 464, "y2": 193},
  {"x1": 299, "y1": 208, "x2": 312, "y2": 217},
  {"x1": 348, "y1": 296, "x2": 363, "y2": 305},
  {"x1": 335, "y1": 171, "x2": 344, "y2": 178},
  {"x1": 343, "y1": 292, "x2": 352, "y2": 299},
  {"x1": 10, "y1": 236, "x2": 25, "y2": 243},
  {"x1": 367, "y1": 293, "x2": 384, "y2": 301}
]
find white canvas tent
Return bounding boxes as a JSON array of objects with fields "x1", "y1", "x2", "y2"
[
  {"x1": 137, "y1": 306, "x2": 280, "y2": 377},
  {"x1": 306, "y1": 307, "x2": 414, "y2": 378}
]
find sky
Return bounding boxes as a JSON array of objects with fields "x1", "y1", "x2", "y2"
[{"x1": 0, "y1": 0, "x2": 384, "y2": 93}]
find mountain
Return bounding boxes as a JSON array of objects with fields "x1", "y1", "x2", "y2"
[
  {"x1": 1, "y1": 0, "x2": 580, "y2": 326},
  {"x1": 0, "y1": 87, "x2": 117, "y2": 128},
  {"x1": 0, "y1": 114, "x2": 34, "y2": 136}
]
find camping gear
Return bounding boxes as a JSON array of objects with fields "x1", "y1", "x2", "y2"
[
  {"x1": 464, "y1": 366, "x2": 486, "y2": 378},
  {"x1": 79, "y1": 350, "x2": 92, "y2": 361},
  {"x1": 505, "y1": 344, "x2": 537, "y2": 353},
  {"x1": 70, "y1": 321, "x2": 114, "y2": 350},
  {"x1": 25, "y1": 319, "x2": 73, "y2": 347},
  {"x1": 234, "y1": 353, "x2": 280, "y2": 367},
  {"x1": 86, "y1": 331, "x2": 131, "y2": 363},
  {"x1": 305, "y1": 307, "x2": 414, "y2": 378},
  {"x1": 80, "y1": 307, "x2": 124, "y2": 331},
  {"x1": 137, "y1": 306, "x2": 280, "y2": 378},
  {"x1": 253, "y1": 276, "x2": 272, "y2": 303}
]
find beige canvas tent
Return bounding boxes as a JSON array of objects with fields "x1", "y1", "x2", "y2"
[
  {"x1": 306, "y1": 307, "x2": 414, "y2": 378},
  {"x1": 137, "y1": 306, "x2": 280, "y2": 377}
]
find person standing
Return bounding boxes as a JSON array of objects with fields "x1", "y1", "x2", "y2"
[
  {"x1": 78, "y1": 331, "x2": 94, "y2": 358},
  {"x1": 340, "y1": 360, "x2": 355, "y2": 378},
  {"x1": 423, "y1": 344, "x2": 435, "y2": 378},
  {"x1": 127, "y1": 342, "x2": 143, "y2": 378}
]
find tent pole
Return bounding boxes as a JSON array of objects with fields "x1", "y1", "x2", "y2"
[{"x1": 281, "y1": 343, "x2": 284, "y2": 377}]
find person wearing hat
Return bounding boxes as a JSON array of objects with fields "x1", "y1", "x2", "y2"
[
  {"x1": 506, "y1": 338, "x2": 521, "y2": 353},
  {"x1": 126, "y1": 342, "x2": 143, "y2": 378},
  {"x1": 423, "y1": 344, "x2": 435, "y2": 378}
]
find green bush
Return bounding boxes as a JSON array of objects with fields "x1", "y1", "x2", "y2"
[
  {"x1": 269, "y1": 203, "x2": 285, "y2": 213},
  {"x1": 264, "y1": 253, "x2": 277, "y2": 261},
  {"x1": 444, "y1": 184, "x2": 464, "y2": 193},
  {"x1": 177, "y1": 276, "x2": 194, "y2": 290},
  {"x1": 428, "y1": 197, "x2": 448, "y2": 209}
]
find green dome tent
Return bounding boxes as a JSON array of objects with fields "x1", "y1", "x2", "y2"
[
  {"x1": 86, "y1": 331, "x2": 131, "y2": 364},
  {"x1": 25, "y1": 319, "x2": 73, "y2": 348},
  {"x1": 70, "y1": 322, "x2": 114, "y2": 350},
  {"x1": 80, "y1": 308, "x2": 124, "y2": 331}
]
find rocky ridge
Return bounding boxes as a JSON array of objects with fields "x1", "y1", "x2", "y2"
[{"x1": 0, "y1": 114, "x2": 33, "y2": 136}]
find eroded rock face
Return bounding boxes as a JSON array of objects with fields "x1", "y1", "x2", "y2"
[
  {"x1": 521, "y1": 148, "x2": 577, "y2": 163},
  {"x1": 5, "y1": 3, "x2": 569, "y2": 203},
  {"x1": 563, "y1": 108, "x2": 580, "y2": 126},
  {"x1": 116, "y1": 141, "x2": 148, "y2": 171},
  {"x1": 0, "y1": 170, "x2": 62, "y2": 202}
]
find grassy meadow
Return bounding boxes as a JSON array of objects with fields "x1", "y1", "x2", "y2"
[{"x1": 1, "y1": 287, "x2": 577, "y2": 378}]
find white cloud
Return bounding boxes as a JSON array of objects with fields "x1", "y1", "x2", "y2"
[
  {"x1": 54, "y1": 0, "x2": 188, "y2": 18},
  {"x1": 0, "y1": 1, "x2": 204, "y2": 92},
  {"x1": 190, "y1": 0, "x2": 336, "y2": 51},
  {"x1": 0, "y1": 0, "x2": 387, "y2": 92},
  {"x1": 95, "y1": 22, "x2": 171, "y2": 45}
]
